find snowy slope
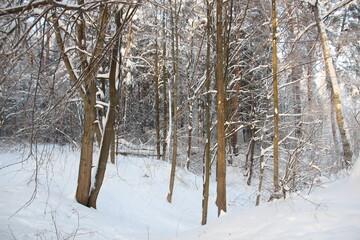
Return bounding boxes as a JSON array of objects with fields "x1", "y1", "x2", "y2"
[
  {"x1": 0, "y1": 145, "x2": 254, "y2": 239},
  {"x1": 176, "y1": 160, "x2": 360, "y2": 240},
  {"x1": 0, "y1": 145, "x2": 359, "y2": 239}
]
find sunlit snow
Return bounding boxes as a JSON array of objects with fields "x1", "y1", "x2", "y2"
[{"x1": 0, "y1": 145, "x2": 359, "y2": 239}]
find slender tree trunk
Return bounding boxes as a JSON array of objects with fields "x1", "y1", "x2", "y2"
[
  {"x1": 286, "y1": 2, "x2": 302, "y2": 139},
  {"x1": 162, "y1": 5, "x2": 168, "y2": 161},
  {"x1": 167, "y1": 0, "x2": 180, "y2": 203},
  {"x1": 186, "y1": 26, "x2": 194, "y2": 170},
  {"x1": 271, "y1": 0, "x2": 280, "y2": 196},
  {"x1": 246, "y1": 128, "x2": 255, "y2": 186},
  {"x1": 154, "y1": 8, "x2": 161, "y2": 160},
  {"x1": 231, "y1": 76, "x2": 240, "y2": 156},
  {"x1": 314, "y1": 2, "x2": 352, "y2": 167},
  {"x1": 223, "y1": 0, "x2": 233, "y2": 165},
  {"x1": 255, "y1": 152, "x2": 265, "y2": 206},
  {"x1": 255, "y1": 83, "x2": 270, "y2": 206},
  {"x1": 45, "y1": 22, "x2": 51, "y2": 66},
  {"x1": 119, "y1": 18, "x2": 133, "y2": 138},
  {"x1": 186, "y1": 101, "x2": 192, "y2": 170},
  {"x1": 215, "y1": 0, "x2": 226, "y2": 216},
  {"x1": 198, "y1": 98, "x2": 203, "y2": 148},
  {"x1": 202, "y1": 1, "x2": 212, "y2": 224}
]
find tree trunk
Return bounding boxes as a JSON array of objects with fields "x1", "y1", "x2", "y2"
[
  {"x1": 314, "y1": 3, "x2": 352, "y2": 167},
  {"x1": 231, "y1": 76, "x2": 240, "y2": 157},
  {"x1": 198, "y1": 97, "x2": 203, "y2": 148},
  {"x1": 201, "y1": 1, "x2": 212, "y2": 225},
  {"x1": 118, "y1": 17, "x2": 133, "y2": 139},
  {"x1": 186, "y1": 101, "x2": 192, "y2": 170},
  {"x1": 53, "y1": 6, "x2": 95, "y2": 206},
  {"x1": 162, "y1": 5, "x2": 168, "y2": 161},
  {"x1": 271, "y1": 0, "x2": 280, "y2": 196},
  {"x1": 255, "y1": 152, "x2": 265, "y2": 206},
  {"x1": 246, "y1": 128, "x2": 255, "y2": 186},
  {"x1": 94, "y1": 122, "x2": 103, "y2": 147},
  {"x1": 167, "y1": 0, "x2": 180, "y2": 203},
  {"x1": 76, "y1": 98, "x2": 95, "y2": 205},
  {"x1": 255, "y1": 82, "x2": 271, "y2": 206},
  {"x1": 87, "y1": 6, "x2": 120, "y2": 208},
  {"x1": 286, "y1": 1, "x2": 302, "y2": 139},
  {"x1": 154, "y1": 8, "x2": 161, "y2": 160},
  {"x1": 215, "y1": 0, "x2": 226, "y2": 216}
]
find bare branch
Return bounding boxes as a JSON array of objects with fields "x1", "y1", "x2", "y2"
[{"x1": 0, "y1": 0, "x2": 48, "y2": 17}]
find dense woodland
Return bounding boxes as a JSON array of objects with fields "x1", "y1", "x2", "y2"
[{"x1": 0, "y1": 0, "x2": 359, "y2": 225}]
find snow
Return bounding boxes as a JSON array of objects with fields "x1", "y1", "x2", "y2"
[
  {"x1": 176, "y1": 160, "x2": 360, "y2": 240},
  {"x1": 0, "y1": 145, "x2": 359, "y2": 240}
]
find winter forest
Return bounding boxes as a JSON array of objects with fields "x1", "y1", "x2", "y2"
[{"x1": 0, "y1": 0, "x2": 359, "y2": 239}]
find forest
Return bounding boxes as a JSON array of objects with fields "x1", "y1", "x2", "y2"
[{"x1": 0, "y1": 0, "x2": 359, "y2": 239}]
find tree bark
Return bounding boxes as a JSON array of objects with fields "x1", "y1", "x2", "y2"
[
  {"x1": 87, "y1": 7, "x2": 132, "y2": 208},
  {"x1": 314, "y1": 2, "x2": 352, "y2": 167},
  {"x1": 255, "y1": 82, "x2": 271, "y2": 206},
  {"x1": 201, "y1": 1, "x2": 212, "y2": 225},
  {"x1": 246, "y1": 128, "x2": 255, "y2": 186},
  {"x1": 76, "y1": 99, "x2": 95, "y2": 205},
  {"x1": 231, "y1": 76, "x2": 240, "y2": 157},
  {"x1": 154, "y1": 8, "x2": 161, "y2": 160},
  {"x1": 271, "y1": 0, "x2": 280, "y2": 196},
  {"x1": 167, "y1": 0, "x2": 180, "y2": 203},
  {"x1": 215, "y1": 0, "x2": 226, "y2": 216},
  {"x1": 162, "y1": 5, "x2": 168, "y2": 161},
  {"x1": 52, "y1": 7, "x2": 95, "y2": 206},
  {"x1": 186, "y1": 101, "x2": 192, "y2": 170}
]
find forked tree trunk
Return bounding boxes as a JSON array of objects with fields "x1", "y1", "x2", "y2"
[
  {"x1": 215, "y1": 0, "x2": 227, "y2": 216},
  {"x1": 53, "y1": 5, "x2": 96, "y2": 206},
  {"x1": 74, "y1": 0, "x2": 95, "y2": 205},
  {"x1": 87, "y1": 6, "x2": 118, "y2": 209},
  {"x1": 87, "y1": 7, "x2": 138, "y2": 208},
  {"x1": 314, "y1": 3, "x2": 352, "y2": 167}
]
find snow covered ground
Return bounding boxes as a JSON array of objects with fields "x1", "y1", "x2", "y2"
[
  {"x1": 177, "y1": 161, "x2": 360, "y2": 240},
  {"x1": 0, "y1": 145, "x2": 359, "y2": 239}
]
